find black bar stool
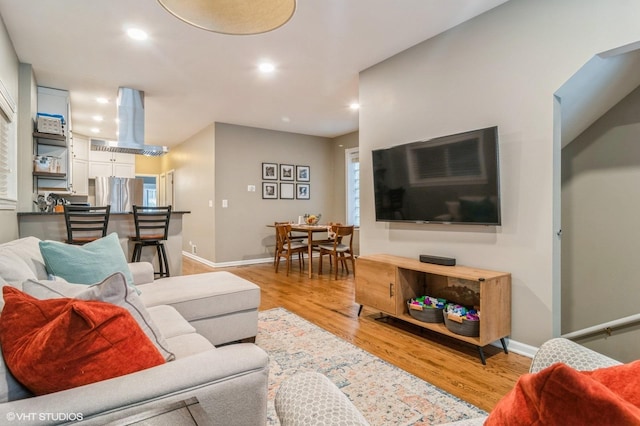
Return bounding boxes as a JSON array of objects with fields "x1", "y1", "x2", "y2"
[
  {"x1": 130, "y1": 205, "x2": 172, "y2": 278},
  {"x1": 63, "y1": 205, "x2": 111, "y2": 245}
]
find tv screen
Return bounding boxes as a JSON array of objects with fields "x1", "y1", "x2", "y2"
[{"x1": 372, "y1": 126, "x2": 501, "y2": 225}]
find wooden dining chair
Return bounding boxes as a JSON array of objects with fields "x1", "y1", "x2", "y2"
[
  {"x1": 318, "y1": 225, "x2": 356, "y2": 279},
  {"x1": 273, "y1": 222, "x2": 305, "y2": 267},
  {"x1": 63, "y1": 204, "x2": 111, "y2": 245},
  {"x1": 274, "y1": 223, "x2": 308, "y2": 276}
]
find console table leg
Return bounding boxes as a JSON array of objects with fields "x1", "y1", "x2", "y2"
[
  {"x1": 500, "y1": 338, "x2": 509, "y2": 354},
  {"x1": 477, "y1": 346, "x2": 487, "y2": 365},
  {"x1": 357, "y1": 305, "x2": 363, "y2": 317}
]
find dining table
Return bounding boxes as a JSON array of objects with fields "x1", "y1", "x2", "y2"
[{"x1": 270, "y1": 223, "x2": 329, "y2": 278}]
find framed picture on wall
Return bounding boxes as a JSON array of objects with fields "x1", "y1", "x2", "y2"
[
  {"x1": 296, "y1": 165, "x2": 310, "y2": 182},
  {"x1": 262, "y1": 163, "x2": 278, "y2": 180},
  {"x1": 280, "y1": 183, "x2": 294, "y2": 199},
  {"x1": 280, "y1": 164, "x2": 295, "y2": 181},
  {"x1": 296, "y1": 183, "x2": 310, "y2": 200},
  {"x1": 262, "y1": 182, "x2": 278, "y2": 199}
]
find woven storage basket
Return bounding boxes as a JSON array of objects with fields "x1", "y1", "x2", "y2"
[
  {"x1": 443, "y1": 313, "x2": 480, "y2": 337},
  {"x1": 407, "y1": 301, "x2": 444, "y2": 323}
]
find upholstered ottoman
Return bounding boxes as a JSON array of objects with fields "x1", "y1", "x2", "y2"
[
  {"x1": 275, "y1": 372, "x2": 370, "y2": 426},
  {"x1": 138, "y1": 271, "x2": 260, "y2": 346}
]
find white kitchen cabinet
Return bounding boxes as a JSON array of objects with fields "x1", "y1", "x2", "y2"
[
  {"x1": 89, "y1": 150, "x2": 135, "y2": 178},
  {"x1": 71, "y1": 134, "x2": 89, "y2": 161},
  {"x1": 71, "y1": 158, "x2": 89, "y2": 195}
]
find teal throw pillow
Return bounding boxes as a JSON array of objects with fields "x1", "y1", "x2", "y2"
[{"x1": 39, "y1": 233, "x2": 135, "y2": 288}]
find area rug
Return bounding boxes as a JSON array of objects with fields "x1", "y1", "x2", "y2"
[{"x1": 256, "y1": 307, "x2": 486, "y2": 425}]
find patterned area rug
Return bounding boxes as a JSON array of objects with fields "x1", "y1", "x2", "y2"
[{"x1": 256, "y1": 307, "x2": 486, "y2": 425}]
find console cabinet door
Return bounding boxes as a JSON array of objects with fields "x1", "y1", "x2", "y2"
[{"x1": 355, "y1": 258, "x2": 397, "y2": 315}]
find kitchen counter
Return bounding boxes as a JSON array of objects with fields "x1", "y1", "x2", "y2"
[
  {"x1": 17, "y1": 211, "x2": 191, "y2": 216},
  {"x1": 18, "y1": 210, "x2": 191, "y2": 276}
]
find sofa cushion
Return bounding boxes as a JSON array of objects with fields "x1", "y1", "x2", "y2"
[
  {"x1": 485, "y1": 361, "x2": 640, "y2": 425},
  {"x1": 138, "y1": 271, "x2": 260, "y2": 320},
  {"x1": 0, "y1": 236, "x2": 48, "y2": 286},
  {"x1": 23, "y1": 272, "x2": 175, "y2": 361},
  {"x1": 39, "y1": 232, "x2": 135, "y2": 287},
  {"x1": 0, "y1": 286, "x2": 165, "y2": 395},
  {"x1": 0, "y1": 344, "x2": 32, "y2": 403},
  {"x1": 164, "y1": 333, "x2": 216, "y2": 359},
  {"x1": 147, "y1": 305, "x2": 196, "y2": 339}
]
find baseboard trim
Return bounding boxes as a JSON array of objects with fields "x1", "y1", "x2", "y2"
[
  {"x1": 182, "y1": 252, "x2": 325, "y2": 268},
  {"x1": 182, "y1": 251, "x2": 273, "y2": 268},
  {"x1": 490, "y1": 338, "x2": 537, "y2": 359}
]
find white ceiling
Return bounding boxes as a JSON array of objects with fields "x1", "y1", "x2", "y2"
[{"x1": 0, "y1": 0, "x2": 509, "y2": 147}]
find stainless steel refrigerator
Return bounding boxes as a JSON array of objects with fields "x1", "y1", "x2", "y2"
[{"x1": 95, "y1": 177, "x2": 143, "y2": 213}]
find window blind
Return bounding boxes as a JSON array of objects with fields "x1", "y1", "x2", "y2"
[{"x1": 0, "y1": 79, "x2": 17, "y2": 208}]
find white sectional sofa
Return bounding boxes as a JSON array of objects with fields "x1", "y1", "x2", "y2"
[{"x1": 0, "y1": 236, "x2": 268, "y2": 425}]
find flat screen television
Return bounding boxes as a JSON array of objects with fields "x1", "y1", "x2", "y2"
[{"x1": 372, "y1": 126, "x2": 501, "y2": 225}]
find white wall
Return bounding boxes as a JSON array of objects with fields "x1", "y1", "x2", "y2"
[
  {"x1": 359, "y1": 0, "x2": 640, "y2": 346},
  {"x1": 0, "y1": 15, "x2": 19, "y2": 243}
]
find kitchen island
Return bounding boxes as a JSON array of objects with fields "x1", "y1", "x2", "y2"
[{"x1": 17, "y1": 210, "x2": 190, "y2": 277}]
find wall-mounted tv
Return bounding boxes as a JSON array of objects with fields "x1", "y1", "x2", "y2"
[{"x1": 372, "y1": 126, "x2": 501, "y2": 226}]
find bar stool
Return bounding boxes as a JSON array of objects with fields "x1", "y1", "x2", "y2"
[
  {"x1": 130, "y1": 205, "x2": 172, "y2": 278},
  {"x1": 63, "y1": 205, "x2": 111, "y2": 245}
]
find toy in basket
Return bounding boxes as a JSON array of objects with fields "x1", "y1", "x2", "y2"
[
  {"x1": 407, "y1": 296, "x2": 446, "y2": 323},
  {"x1": 443, "y1": 303, "x2": 480, "y2": 337}
]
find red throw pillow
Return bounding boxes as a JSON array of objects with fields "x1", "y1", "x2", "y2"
[
  {"x1": 485, "y1": 361, "x2": 640, "y2": 426},
  {"x1": 0, "y1": 286, "x2": 165, "y2": 395}
]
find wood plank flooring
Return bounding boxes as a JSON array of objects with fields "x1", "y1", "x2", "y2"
[{"x1": 183, "y1": 256, "x2": 531, "y2": 413}]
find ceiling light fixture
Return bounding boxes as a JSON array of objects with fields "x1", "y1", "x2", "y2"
[
  {"x1": 91, "y1": 128, "x2": 100, "y2": 134},
  {"x1": 349, "y1": 102, "x2": 360, "y2": 110},
  {"x1": 259, "y1": 62, "x2": 276, "y2": 73},
  {"x1": 127, "y1": 28, "x2": 149, "y2": 41},
  {"x1": 96, "y1": 97, "x2": 109, "y2": 104},
  {"x1": 157, "y1": 0, "x2": 296, "y2": 35},
  {"x1": 92, "y1": 115, "x2": 104, "y2": 122}
]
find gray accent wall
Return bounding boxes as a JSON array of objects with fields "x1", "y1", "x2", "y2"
[
  {"x1": 162, "y1": 123, "x2": 216, "y2": 262},
  {"x1": 358, "y1": 0, "x2": 640, "y2": 347},
  {"x1": 213, "y1": 123, "x2": 333, "y2": 264},
  {"x1": 562, "y1": 86, "x2": 640, "y2": 362}
]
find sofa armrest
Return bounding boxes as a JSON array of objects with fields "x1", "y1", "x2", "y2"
[
  {"x1": 128, "y1": 261, "x2": 155, "y2": 285},
  {"x1": 529, "y1": 337, "x2": 621, "y2": 373},
  {"x1": 0, "y1": 344, "x2": 269, "y2": 426}
]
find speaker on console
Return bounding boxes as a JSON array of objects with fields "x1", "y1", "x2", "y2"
[{"x1": 419, "y1": 254, "x2": 456, "y2": 266}]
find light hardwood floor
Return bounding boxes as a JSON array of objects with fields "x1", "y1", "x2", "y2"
[{"x1": 183, "y1": 256, "x2": 531, "y2": 412}]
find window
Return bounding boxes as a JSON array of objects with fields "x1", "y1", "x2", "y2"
[
  {"x1": 0, "y1": 80, "x2": 17, "y2": 210},
  {"x1": 345, "y1": 148, "x2": 360, "y2": 227}
]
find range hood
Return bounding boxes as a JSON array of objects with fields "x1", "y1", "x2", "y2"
[{"x1": 90, "y1": 87, "x2": 168, "y2": 156}]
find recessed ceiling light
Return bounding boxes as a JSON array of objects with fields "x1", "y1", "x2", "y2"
[
  {"x1": 96, "y1": 97, "x2": 109, "y2": 104},
  {"x1": 258, "y1": 62, "x2": 275, "y2": 73},
  {"x1": 349, "y1": 102, "x2": 360, "y2": 110},
  {"x1": 92, "y1": 115, "x2": 103, "y2": 122},
  {"x1": 127, "y1": 28, "x2": 148, "y2": 41},
  {"x1": 91, "y1": 128, "x2": 100, "y2": 134}
]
